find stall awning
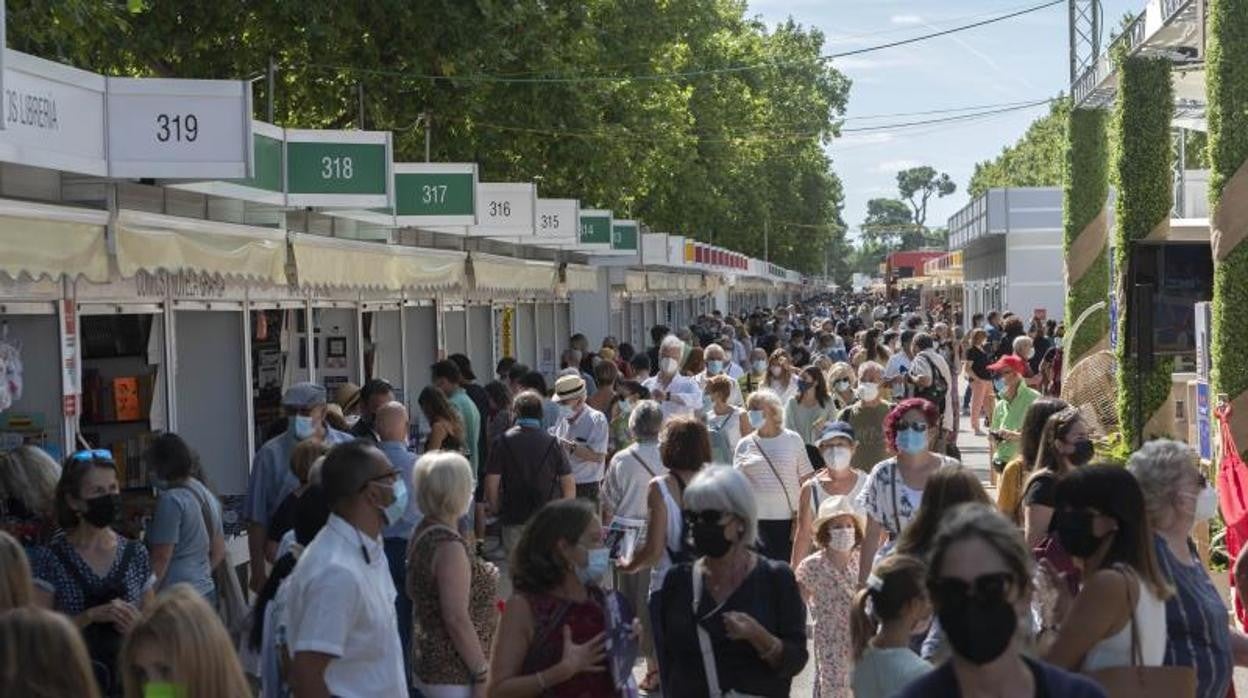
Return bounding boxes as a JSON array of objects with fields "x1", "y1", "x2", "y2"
[
  {"x1": 470, "y1": 254, "x2": 556, "y2": 293},
  {"x1": 0, "y1": 200, "x2": 109, "y2": 282},
  {"x1": 116, "y1": 210, "x2": 287, "y2": 284},
  {"x1": 625, "y1": 270, "x2": 647, "y2": 293},
  {"x1": 565, "y1": 265, "x2": 599, "y2": 293},
  {"x1": 682, "y1": 274, "x2": 705, "y2": 292},
  {"x1": 292, "y1": 234, "x2": 465, "y2": 291},
  {"x1": 647, "y1": 271, "x2": 680, "y2": 291}
]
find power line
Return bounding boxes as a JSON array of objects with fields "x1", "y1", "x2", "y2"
[{"x1": 302, "y1": 0, "x2": 1063, "y2": 85}]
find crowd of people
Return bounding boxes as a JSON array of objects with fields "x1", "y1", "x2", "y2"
[{"x1": 0, "y1": 295, "x2": 1239, "y2": 698}]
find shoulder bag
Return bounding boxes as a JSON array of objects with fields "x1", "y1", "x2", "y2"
[
  {"x1": 752, "y1": 436, "x2": 797, "y2": 533},
  {"x1": 178, "y1": 482, "x2": 249, "y2": 646},
  {"x1": 1087, "y1": 567, "x2": 1195, "y2": 698},
  {"x1": 690, "y1": 560, "x2": 764, "y2": 698}
]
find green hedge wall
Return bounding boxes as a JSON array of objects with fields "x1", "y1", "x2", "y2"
[
  {"x1": 1113, "y1": 53, "x2": 1173, "y2": 446},
  {"x1": 1063, "y1": 108, "x2": 1110, "y2": 363},
  {"x1": 1208, "y1": 0, "x2": 1248, "y2": 407}
]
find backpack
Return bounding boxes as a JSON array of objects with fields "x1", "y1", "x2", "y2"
[
  {"x1": 707, "y1": 411, "x2": 735, "y2": 464},
  {"x1": 914, "y1": 353, "x2": 948, "y2": 414}
]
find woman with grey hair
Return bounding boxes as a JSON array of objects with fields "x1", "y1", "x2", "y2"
[
  {"x1": 601, "y1": 399, "x2": 668, "y2": 691},
  {"x1": 734, "y1": 389, "x2": 814, "y2": 563},
  {"x1": 0, "y1": 445, "x2": 61, "y2": 546},
  {"x1": 654, "y1": 465, "x2": 809, "y2": 696},
  {"x1": 1129, "y1": 439, "x2": 1247, "y2": 698}
]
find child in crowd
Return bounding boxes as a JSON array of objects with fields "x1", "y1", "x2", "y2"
[
  {"x1": 795, "y1": 495, "x2": 863, "y2": 698},
  {"x1": 850, "y1": 554, "x2": 933, "y2": 698}
]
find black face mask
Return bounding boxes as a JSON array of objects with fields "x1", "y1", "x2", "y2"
[
  {"x1": 81, "y1": 493, "x2": 122, "y2": 528},
  {"x1": 937, "y1": 594, "x2": 1018, "y2": 665},
  {"x1": 1068, "y1": 439, "x2": 1095, "y2": 466},
  {"x1": 1054, "y1": 508, "x2": 1106, "y2": 558},
  {"x1": 690, "y1": 521, "x2": 733, "y2": 559}
]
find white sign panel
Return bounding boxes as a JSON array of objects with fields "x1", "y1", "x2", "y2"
[
  {"x1": 0, "y1": 50, "x2": 106, "y2": 176},
  {"x1": 469, "y1": 182, "x2": 537, "y2": 236},
  {"x1": 106, "y1": 77, "x2": 253, "y2": 179},
  {"x1": 642, "y1": 233, "x2": 668, "y2": 265},
  {"x1": 668, "y1": 235, "x2": 686, "y2": 266},
  {"x1": 536, "y1": 198, "x2": 579, "y2": 238}
]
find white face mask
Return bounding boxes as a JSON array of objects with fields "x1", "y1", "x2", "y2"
[
  {"x1": 1193, "y1": 485, "x2": 1218, "y2": 522},
  {"x1": 826, "y1": 528, "x2": 857, "y2": 552},
  {"x1": 857, "y1": 382, "x2": 879, "y2": 402},
  {"x1": 823, "y1": 446, "x2": 853, "y2": 471},
  {"x1": 770, "y1": 365, "x2": 784, "y2": 378},
  {"x1": 659, "y1": 357, "x2": 679, "y2": 376}
]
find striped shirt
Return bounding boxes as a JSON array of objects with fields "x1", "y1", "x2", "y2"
[
  {"x1": 732, "y1": 430, "x2": 813, "y2": 521},
  {"x1": 1154, "y1": 535, "x2": 1231, "y2": 698}
]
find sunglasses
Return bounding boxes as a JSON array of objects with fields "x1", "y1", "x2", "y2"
[
  {"x1": 683, "y1": 509, "x2": 727, "y2": 527},
  {"x1": 70, "y1": 449, "x2": 115, "y2": 463},
  {"x1": 930, "y1": 572, "x2": 1016, "y2": 607},
  {"x1": 896, "y1": 421, "x2": 928, "y2": 433}
]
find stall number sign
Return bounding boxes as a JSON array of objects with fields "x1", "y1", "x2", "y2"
[
  {"x1": 106, "y1": 77, "x2": 252, "y2": 179},
  {"x1": 395, "y1": 165, "x2": 476, "y2": 224},
  {"x1": 612, "y1": 221, "x2": 638, "y2": 251},
  {"x1": 537, "y1": 199, "x2": 578, "y2": 238},
  {"x1": 236, "y1": 130, "x2": 283, "y2": 193},
  {"x1": 579, "y1": 212, "x2": 612, "y2": 245},
  {"x1": 476, "y1": 183, "x2": 536, "y2": 232},
  {"x1": 287, "y1": 142, "x2": 386, "y2": 194}
]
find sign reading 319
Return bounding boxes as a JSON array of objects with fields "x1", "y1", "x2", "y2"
[{"x1": 105, "y1": 77, "x2": 252, "y2": 179}]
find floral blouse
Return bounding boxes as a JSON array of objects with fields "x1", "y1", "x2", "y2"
[
  {"x1": 856, "y1": 456, "x2": 959, "y2": 539},
  {"x1": 796, "y1": 550, "x2": 860, "y2": 698}
]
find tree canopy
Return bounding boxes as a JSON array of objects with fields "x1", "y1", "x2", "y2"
[
  {"x1": 968, "y1": 98, "x2": 1069, "y2": 198},
  {"x1": 8, "y1": 0, "x2": 850, "y2": 274}
]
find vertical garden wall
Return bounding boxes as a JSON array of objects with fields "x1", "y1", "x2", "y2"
[
  {"x1": 1112, "y1": 52, "x2": 1175, "y2": 446},
  {"x1": 1063, "y1": 108, "x2": 1110, "y2": 364},
  {"x1": 1207, "y1": 0, "x2": 1248, "y2": 453}
]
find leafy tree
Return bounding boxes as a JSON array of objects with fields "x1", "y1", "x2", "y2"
[
  {"x1": 897, "y1": 166, "x2": 956, "y2": 229},
  {"x1": 968, "y1": 99, "x2": 1069, "y2": 197},
  {"x1": 6, "y1": 0, "x2": 849, "y2": 274},
  {"x1": 860, "y1": 198, "x2": 913, "y2": 249}
]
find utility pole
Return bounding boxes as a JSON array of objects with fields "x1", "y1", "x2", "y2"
[
  {"x1": 266, "y1": 56, "x2": 276, "y2": 123},
  {"x1": 357, "y1": 83, "x2": 365, "y2": 129},
  {"x1": 423, "y1": 111, "x2": 432, "y2": 162},
  {"x1": 764, "y1": 218, "x2": 770, "y2": 263}
]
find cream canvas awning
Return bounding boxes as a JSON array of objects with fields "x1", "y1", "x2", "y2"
[
  {"x1": 116, "y1": 210, "x2": 287, "y2": 284},
  {"x1": 565, "y1": 264, "x2": 599, "y2": 293},
  {"x1": 292, "y1": 234, "x2": 465, "y2": 291},
  {"x1": 0, "y1": 200, "x2": 109, "y2": 282},
  {"x1": 470, "y1": 254, "x2": 557, "y2": 293},
  {"x1": 647, "y1": 271, "x2": 681, "y2": 291},
  {"x1": 624, "y1": 270, "x2": 647, "y2": 293}
]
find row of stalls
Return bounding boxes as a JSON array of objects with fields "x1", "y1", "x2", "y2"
[{"x1": 0, "y1": 196, "x2": 805, "y2": 517}]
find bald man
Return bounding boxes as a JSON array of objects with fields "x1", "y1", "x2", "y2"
[{"x1": 375, "y1": 401, "x2": 420, "y2": 681}]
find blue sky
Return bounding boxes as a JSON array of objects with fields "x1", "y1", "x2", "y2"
[{"x1": 747, "y1": 0, "x2": 1137, "y2": 238}]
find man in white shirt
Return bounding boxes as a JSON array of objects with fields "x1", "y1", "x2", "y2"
[
  {"x1": 882, "y1": 329, "x2": 917, "y2": 400},
  {"x1": 642, "y1": 334, "x2": 704, "y2": 421},
  {"x1": 694, "y1": 343, "x2": 744, "y2": 406},
  {"x1": 549, "y1": 374, "x2": 610, "y2": 503},
  {"x1": 908, "y1": 331, "x2": 957, "y2": 454},
  {"x1": 286, "y1": 440, "x2": 408, "y2": 698}
]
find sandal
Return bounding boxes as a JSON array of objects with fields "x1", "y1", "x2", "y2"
[{"x1": 639, "y1": 669, "x2": 660, "y2": 693}]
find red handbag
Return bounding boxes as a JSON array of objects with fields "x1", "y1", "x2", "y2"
[{"x1": 1216, "y1": 404, "x2": 1248, "y2": 632}]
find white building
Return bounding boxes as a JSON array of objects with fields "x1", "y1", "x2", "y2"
[{"x1": 947, "y1": 187, "x2": 1066, "y2": 330}]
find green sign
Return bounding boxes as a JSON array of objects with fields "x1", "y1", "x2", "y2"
[
  {"x1": 284, "y1": 129, "x2": 391, "y2": 207},
  {"x1": 237, "y1": 131, "x2": 282, "y2": 192},
  {"x1": 579, "y1": 210, "x2": 612, "y2": 245},
  {"x1": 611, "y1": 221, "x2": 639, "y2": 251},
  {"x1": 394, "y1": 163, "x2": 477, "y2": 225}
]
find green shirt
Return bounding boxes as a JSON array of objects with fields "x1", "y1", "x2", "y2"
[
  {"x1": 448, "y1": 387, "x2": 482, "y2": 471},
  {"x1": 990, "y1": 385, "x2": 1039, "y2": 464},
  {"x1": 785, "y1": 397, "x2": 838, "y2": 446},
  {"x1": 838, "y1": 400, "x2": 893, "y2": 473}
]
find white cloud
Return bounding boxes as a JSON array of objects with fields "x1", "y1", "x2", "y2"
[{"x1": 890, "y1": 14, "x2": 923, "y2": 25}]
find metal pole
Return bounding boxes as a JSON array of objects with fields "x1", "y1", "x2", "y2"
[
  {"x1": 764, "y1": 218, "x2": 769, "y2": 263},
  {"x1": 424, "y1": 111, "x2": 432, "y2": 163},
  {"x1": 266, "y1": 56, "x2": 276, "y2": 123},
  {"x1": 357, "y1": 83, "x2": 365, "y2": 129}
]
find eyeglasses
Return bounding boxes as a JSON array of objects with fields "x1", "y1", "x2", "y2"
[
  {"x1": 896, "y1": 421, "x2": 928, "y2": 433},
  {"x1": 930, "y1": 572, "x2": 1016, "y2": 607},
  {"x1": 360, "y1": 469, "x2": 400, "y2": 491},
  {"x1": 683, "y1": 509, "x2": 726, "y2": 528},
  {"x1": 70, "y1": 449, "x2": 115, "y2": 463}
]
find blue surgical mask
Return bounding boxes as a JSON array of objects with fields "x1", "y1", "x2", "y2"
[
  {"x1": 748, "y1": 410, "x2": 766, "y2": 429},
  {"x1": 797, "y1": 379, "x2": 811, "y2": 394},
  {"x1": 577, "y1": 546, "x2": 610, "y2": 585},
  {"x1": 516, "y1": 417, "x2": 542, "y2": 429},
  {"x1": 752, "y1": 360, "x2": 767, "y2": 374},
  {"x1": 993, "y1": 377, "x2": 1006, "y2": 394},
  {"x1": 897, "y1": 428, "x2": 927, "y2": 455},
  {"x1": 293, "y1": 415, "x2": 316, "y2": 439},
  {"x1": 381, "y1": 478, "x2": 409, "y2": 528},
  {"x1": 707, "y1": 360, "x2": 724, "y2": 375},
  {"x1": 559, "y1": 404, "x2": 576, "y2": 420}
]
